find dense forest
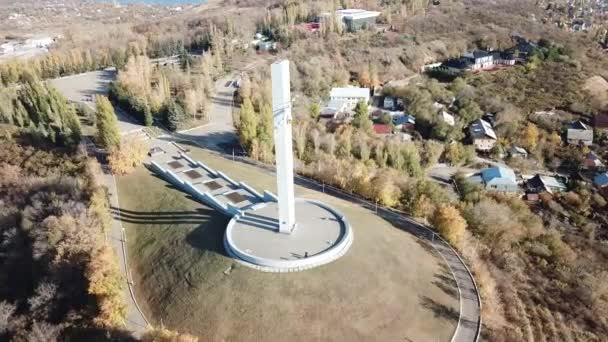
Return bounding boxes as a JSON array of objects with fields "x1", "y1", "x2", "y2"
[{"x1": 0, "y1": 137, "x2": 128, "y2": 340}]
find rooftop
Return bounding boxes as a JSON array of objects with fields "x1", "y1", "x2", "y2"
[
  {"x1": 392, "y1": 114, "x2": 416, "y2": 126},
  {"x1": 509, "y1": 145, "x2": 528, "y2": 155},
  {"x1": 373, "y1": 123, "x2": 392, "y2": 135},
  {"x1": 464, "y1": 50, "x2": 492, "y2": 59},
  {"x1": 336, "y1": 9, "x2": 381, "y2": 20},
  {"x1": 469, "y1": 119, "x2": 497, "y2": 140},
  {"x1": 594, "y1": 172, "x2": 608, "y2": 187},
  {"x1": 481, "y1": 166, "x2": 517, "y2": 183},
  {"x1": 330, "y1": 87, "x2": 370, "y2": 99},
  {"x1": 568, "y1": 120, "x2": 590, "y2": 131}
]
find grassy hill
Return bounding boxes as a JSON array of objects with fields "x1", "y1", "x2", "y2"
[{"x1": 117, "y1": 146, "x2": 460, "y2": 341}]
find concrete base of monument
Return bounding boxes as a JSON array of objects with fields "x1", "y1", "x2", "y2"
[{"x1": 224, "y1": 198, "x2": 353, "y2": 272}]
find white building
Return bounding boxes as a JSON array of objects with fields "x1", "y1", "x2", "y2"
[
  {"x1": 0, "y1": 42, "x2": 15, "y2": 54},
  {"x1": 329, "y1": 87, "x2": 370, "y2": 110},
  {"x1": 320, "y1": 99, "x2": 349, "y2": 119},
  {"x1": 24, "y1": 37, "x2": 54, "y2": 49},
  {"x1": 320, "y1": 9, "x2": 381, "y2": 32}
]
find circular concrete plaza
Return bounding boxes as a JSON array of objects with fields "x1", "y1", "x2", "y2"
[{"x1": 225, "y1": 198, "x2": 353, "y2": 272}]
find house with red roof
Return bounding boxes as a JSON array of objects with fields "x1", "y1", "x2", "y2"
[{"x1": 373, "y1": 123, "x2": 392, "y2": 135}]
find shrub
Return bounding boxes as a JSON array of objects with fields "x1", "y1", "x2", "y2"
[
  {"x1": 108, "y1": 139, "x2": 147, "y2": 175},
  {"x1": 431, "y1": 204, "x2": 467, "y2": 248}
]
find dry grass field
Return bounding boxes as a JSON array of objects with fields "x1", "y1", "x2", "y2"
[{"x1": 117, "y1": 145, "x2": 460, "y2": 342}]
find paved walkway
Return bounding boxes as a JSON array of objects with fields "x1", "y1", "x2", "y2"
[{"x1": 104, "y1": 167, "x2": 150, "y2": 335}]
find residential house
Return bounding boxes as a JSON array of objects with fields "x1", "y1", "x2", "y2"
[
  {"x1": 392, "y1": 114, "x2": 416, "y2": 131},
  {"x1": 320, "y1": 99, "x2": 349, "y2": 119},
  {"x1": 373, "y1": 123, "x2": 392, "y2": 135},
  {"x1": 567, "y1": 120, "x2": 593, "y2": 146},
  {"x1": 508, "y1": 145, "x2": 528, "y2": 159},
  {"x1": 463, "y1": 50, "x2": 494, "y2": 70},
  {"x1": 491, "y1": 51, "x2": 516, "y2": 65},
  {"x1": 526, "y1": 174, "x2": 568, "y2": 194},
  {"x1": 319, "y1": 9, "x2": 380, "y2": 32},
  {"x1": 0, "y1": 42, "x2": 15, "y2": 54},
  {"x1": 423, "y1": 37, "x2": 534, "y2": 76},
  {"x1": 584, "y1": 151, "x2": 604, "y2": 170},
  {"x1": 440, "y1": 58, "x2": 473, "y2": 75},
  {"x1": 469, "y1": 119, "x2": 497, "y2": 151},
  {"x1": 593, "y1": 112, "x2": 608, "y2": 134},
  {"x1": 335, "y1": 9, "x2": 381, "y2": 31},
  {"x1": 510, "y1": 36, "x2": 538, "y2": 61},
  {"x1": 594, "y1": 172, "x2": 608, "y2": 196},
  {"x1": 469, "y1": 166, "x2": 519, "y2": 192},
  {"x1": 482, "y1": 112, "x2": 496, "y2": 126},
  {"x1": 257, "y1": 41, "x2": 276, "y2": 51},
  {"x1": 383, "y1": 96, "x2": 395, "y2": 110},
  {"x1": 330, "y1": 87, "x2": 370, "y2": 110}
]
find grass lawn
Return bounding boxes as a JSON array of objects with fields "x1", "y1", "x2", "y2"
[{"x1": 117, "y1": 146, "x2": 460, "y2": 342}]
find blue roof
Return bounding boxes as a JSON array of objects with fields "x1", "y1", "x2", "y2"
[
  {"x1": 392, "y1": 114, "x2": 416, "y2": 125},
  {"x1": 481, "y1": 166, "x2": 516, "y2": 183},
  {"x1": 594, "y1": 173, "x2": 608, "y2": 187}
]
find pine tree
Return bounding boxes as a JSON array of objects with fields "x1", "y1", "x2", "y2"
[
  {"x1": 238, "y1": 98, "x2": 258, "y2": 150},
  {"x1": 163, "y1": 99, "x2": 186, "y2": 132},
  {"x1": 95, "y1": 95, "x2": 121, "y2": 151},
  {"x1": 353, "y1": 100, "x2": 372, "y2": 133}
]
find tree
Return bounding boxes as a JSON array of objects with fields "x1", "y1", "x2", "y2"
[
  {"x1": 239, "y1": 98, "x2": 258, "y2": 150},
  {"x1": 257, "y1": 103, "x2": 274, "y2": 162},
  {"x1": 107, "y1": 139, "x2": 147, "y2": 175},
  {"x1": 358, "y1": 70, "x2": 371, "y2": 88},
  {"x1": 95, "y1": 95, "x2": 121, "y2": 151},
  {"x1": 379, "y1": 112, "x2": 392, "y2": 124},
  {"x1": 431, "y1": 204, "x2": 467, "y2": 248},
  {"x1": 0, "y1": 301, "x2": 15, "y2": 334},
  {"x1": 352, "y1": 100, "x2": 372, "y2": 132},
  {"x1": 163, "y1": 99, "x2": 186, "y2": 132},
  {"x1": 522, "y1": 122, "x2": 540, "y2": 151},
  {"x1": 450, "y1": 77, "x2": 467, "y2": 94},
  {"x1": 309, "y1": 102, "x2": 321, "y2": 120},
  {"x1": 456, "y1": 98, "x2": 483, "y2": 124}
]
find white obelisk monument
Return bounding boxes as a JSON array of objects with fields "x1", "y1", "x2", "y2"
[{"x1": 271, "y1": 60, "x2": 297, "y2": 234}]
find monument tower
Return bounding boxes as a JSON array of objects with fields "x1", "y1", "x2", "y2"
[
  {"x1": 152, "y1": 59, "x2": 353, "y2": 272},
  {"x1": 271, "y1": 60, "x2": 297, "y2": 234}
]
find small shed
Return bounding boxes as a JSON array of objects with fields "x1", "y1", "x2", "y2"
[
  {"x1": 567, "y1": 120, "x2": 593, "y2": 146},
  {"x1": 508, "y1": 146, "x2": 528, "y2": 159}
]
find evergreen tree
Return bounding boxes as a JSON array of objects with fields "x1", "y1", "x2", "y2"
[
  {"x1": 308, "y1": 103, "x2": 320, "y2": 120},
  {"x1": 95, "y1": 95, "x2": 121, "y2": 151},
  {"x1": 163, "y1": 99, "x2": 186, "y2": 132},
  {"x1": 353, "y1": 100, "x2": 372, "y2": 133},
  {"x1": 239, "y1": 98, "x2": 258, "y2": 150},
  {"x1": 257, "y1": 103, "x2": 274, "y2": 161}
]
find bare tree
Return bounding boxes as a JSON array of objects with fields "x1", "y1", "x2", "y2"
[{"x1": 0, "y1": 301, "x2": 16, "y2": 334}]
